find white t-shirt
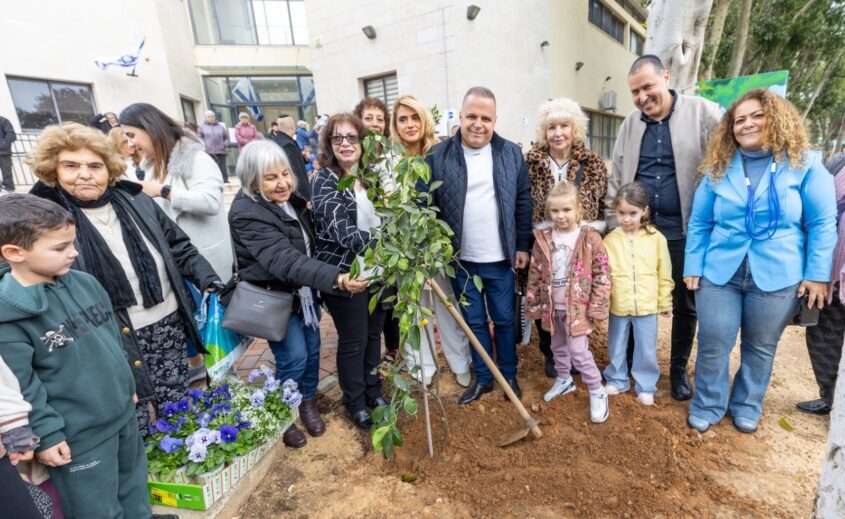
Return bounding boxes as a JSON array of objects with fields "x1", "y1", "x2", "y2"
[
  {"x1": 549, "y1": 156, "x2": 570, "y2": 183},
  {"x1": 460, "y1": 143, "x2": 505, "y2": 262},
  {"x1": 354, "y1": 184, "x2": 381, "y2": 278},
  {"x1": 551, "y1": 227, "x2": 580, "y2": 309},
  {"x1": 83, "y1": 204, "x2": 179, "y2": 330}
]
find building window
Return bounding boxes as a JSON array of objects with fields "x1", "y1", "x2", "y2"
[
  {"x1": 586, "y1": 110, "x2": 623, "y2": 160},
  {"x1": 181, "y1": 97, "x2": 198, "y2": 125},
  {"x1": 363, "y1": 74, "x2": 399, "y2": 114},
  {"x1": 621, "y1": 0, "x2": 647, "y2": 24},
  {"x1": 7, "y1": 77, "x2": 96, "y2": 131},
  {"x1": 588, "y1": 0, "x2": 624, "y2": 44},
  {"x1": 188, "y1": 0, "x2": 308, "y2": 45},
  {"x1": 202, "y1": 75, "x2": 316, "y2": 133},
  {"x1": 629, "y1": 29, "x2": 644, "y2": 56}
]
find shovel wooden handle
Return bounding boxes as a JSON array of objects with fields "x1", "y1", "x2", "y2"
[{"x1": 427, "y1": 279, "x2": 542, "y2": 440}]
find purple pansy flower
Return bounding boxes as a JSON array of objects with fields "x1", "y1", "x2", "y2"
[
  {"x1": 188, "y1": 388, "x2": 204, "y2": 402},
  {"x1": 162, "y1": 402, "x2": 179, "y2": 417},
  {"x1": 219, "y1": 424, "x2": 239, "y2": 443},
  {"x1": 158, "y1": 435, "x2": 184, "y2": 454},
  {"x1": 259, "y1": 365, "x2": 273, "y2": 378},
  {"x1": 249, "y1": 389, "x2": 266, "y2": 407},
  {"x1": 248, "y1": 369, "x2": 261, "y2": 384},
  {"x1": 193, "y1": 428, "x2": 214, "y2": 446},
  {"x1": 264, "y1": 377, "x2": 280, "y2": 392},
  {"x1": 188, "y1": 442, "x2": 207, "y2": 463},
  {"x1": 154, "y1": 418, "x2": 177, "y2": 434}
]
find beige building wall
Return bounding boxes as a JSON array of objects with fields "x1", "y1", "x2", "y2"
[
  {"x1": 0, "y1": 0, "x2": 201, "y2": 129},
  {"x1": 549, "y1": 0, "x2": 645, "y2": 119},
  {"x1": 305, "y1": 0, "x2": 549, "y2": 146}
]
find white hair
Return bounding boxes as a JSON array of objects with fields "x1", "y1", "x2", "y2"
[
  {"x1": 534, "y1": 98, "x2": 589, "y2": 148},
  {"x1": 205, "y1": 110, "x2": 216, "y2": 118},
  {"x1": 236, "y1": 141, "x2": 295, "y2": 202},
  {"x1": 238, "y1": 112, "x2": 250, "y2": 120}
]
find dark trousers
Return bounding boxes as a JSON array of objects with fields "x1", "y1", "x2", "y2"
[
  {"x1": 452, "y1": 260, "x2": 517, "y2": 384},
  {"x1": 626, "y1": 238, "x2": 696, "y2": 371},
  {"x1": 323, "y1": 291, "x2": 388, "y2": 413},
  {"x1": 382, "y1": 307, "x2": 401, "y2": 352},
  {"x1": 0, "y1": 155, "x2": 14, "y2": 191},
  {"x1": 806, "y1": 290, "x2": 845, "y2": 406},
  {"x1": 213, "y1": 153, "x2": 228, "y2": 182},
  {"x1": 537, "y1": 319, "x2": 553, "y2": 360},
  {"x1": 0, "y1": 456, "x2": 41, "y2": 519}
]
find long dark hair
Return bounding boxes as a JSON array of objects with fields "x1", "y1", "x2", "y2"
[
  {"x1": 318, "y1": 113, "x2": 365, "y2": 176},
  {"x1": 613, "y1": 182, "x2": 655, "y2": 234},
  {"x1": 119, "y1": 103, "x2": 186, "y2": 182}
]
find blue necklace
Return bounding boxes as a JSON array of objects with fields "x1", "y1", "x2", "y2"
[{"x1": 744, "y1": 159, "x2": 780, "y2": 240}]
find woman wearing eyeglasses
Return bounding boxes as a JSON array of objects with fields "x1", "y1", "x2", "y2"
[
  {"x1": 684, "y1": 89, "x2": 837, "y2": 434},
  {"x1": 311, "y1": 113, "x2": 385, "y2": 430}
]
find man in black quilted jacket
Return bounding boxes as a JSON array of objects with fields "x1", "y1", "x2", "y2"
[
  {"x1": 0, "y1": 115, "x2": 16, "y2": 192},
  {"x1": 426, "y1": 86, "x2": 532, "y2": 404}
]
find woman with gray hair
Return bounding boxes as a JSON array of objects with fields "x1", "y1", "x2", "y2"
[
  {"x1": 524, "y1": 97, "x2": 609, "y2": 377},
  {"x1": 227, "y1": 140, "x2": 367, "y2": 448}
]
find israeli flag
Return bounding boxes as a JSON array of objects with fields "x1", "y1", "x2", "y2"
[
  {"x1": 232, "y1": 78, "x2": 263, "y2": 122},
  {"x1": 95, "y1": 39, "x2": 145, "y2": 70}
]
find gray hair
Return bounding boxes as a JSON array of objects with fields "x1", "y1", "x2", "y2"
[
  {"x1": 534, "y1": 98, "x2": 589, "y2": 148},
  {"x1": 204, "y1": 110, "x2": 216, "y2": 118},
  {"x1": 297, "y1": 120, "x2": 307, "y2": 128},
  {"x1": 238, "y1": 112, "x2": 250, "y2": 120},
  {"x1": 236, "y1": 140, "x2": 295, "y2": 202}
]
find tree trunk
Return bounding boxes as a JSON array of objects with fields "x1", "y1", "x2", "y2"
[
  {"x1": 802, "y1": 49, "x2": 845, "y2": 120},
  {"x1": 814, "y1": 338, "x2": 845, "y2": 518},
  {"x1": 644, "y1": 0, "x2": 715, "y2": 93},
  {"x1": 727, "y1": 0, "x2": 753, "y2": 77},
  {"x1": 703, "y1": 0, "x2": 733, "y2": 80}
]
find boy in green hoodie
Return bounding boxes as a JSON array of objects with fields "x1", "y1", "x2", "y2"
[{"x1": 0, "y1": 194, "x2": 152, "y2": 519}]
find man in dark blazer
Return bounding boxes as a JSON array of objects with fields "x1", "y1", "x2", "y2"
[{"x1": 271, "y1": 115, "x2": 312, "y2": 201}]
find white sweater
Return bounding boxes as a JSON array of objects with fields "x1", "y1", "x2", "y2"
[{"x1": 0, "y1": 356, "x2": 30, "y2": 434}]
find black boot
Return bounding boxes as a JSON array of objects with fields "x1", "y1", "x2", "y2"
[
  {"x1": 458, "y1": 381, "x2": 494, "y2": 404},
  {"x1": 796, "y1": 398, "x2": 831, "y2": 415},
  {"x1": 543, "y1": 358, "x2": 556, "y2": 378},
  {"x1": 670, "y1": 367, "x2": 693, "y2": 401},
  {"x1": 502, "y1": 378, "x2": 522, "y2": 401}
]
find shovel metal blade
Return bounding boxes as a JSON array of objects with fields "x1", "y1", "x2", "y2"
[{"x1": 498, "y1": 427, "x2": 531, "y2": 447}]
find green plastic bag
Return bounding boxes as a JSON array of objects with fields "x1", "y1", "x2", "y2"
[{"x1": 201, "y1": 292, "x2": 246, "y2": 380}]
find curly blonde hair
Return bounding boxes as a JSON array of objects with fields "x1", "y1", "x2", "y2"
[
  {"x1": 700, "y1": 88, "x2": 809, "y2": 181},
  {"x1": 534, "y1": 98, "x2": 589, "y2": 148},
  {"x1": 26, "y1": 123, "x2": 126, "y2": 187},
  {"x1": 390, "y1": 95, "x2": 438, "y2": 156}
]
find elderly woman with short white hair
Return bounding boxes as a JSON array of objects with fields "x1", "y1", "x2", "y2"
[
  {"x1": 227, "y1": 140, "x2": 367, "y2": 448},
  {"x1": 234, "y1": 112, "x2": 260, "y2": 149},
  {"x1": 524, "y1": 97, "x2": 609, "y2": 377}
]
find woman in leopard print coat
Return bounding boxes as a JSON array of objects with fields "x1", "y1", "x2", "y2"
[{"x1": 525, "y1": 98, "x2": 608, "y2": 232}]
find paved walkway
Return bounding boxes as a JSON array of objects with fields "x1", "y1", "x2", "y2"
[{"x1": 234, "y1": 313, "x2": 339, "y2": 389}]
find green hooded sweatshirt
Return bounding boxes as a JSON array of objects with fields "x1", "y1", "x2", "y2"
[{"x1": 0, "y1": 265, "x2": 136, "y2": 454}]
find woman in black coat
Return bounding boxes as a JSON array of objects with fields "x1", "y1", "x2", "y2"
[
  {"x1": 228, "y1": 141, "x2": 366, "y2": 448},
  {"x1": 27, "y1": 123, "x2": 220, "y2": 436}
]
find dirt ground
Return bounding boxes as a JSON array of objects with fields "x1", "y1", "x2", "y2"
[{"x1": 237, "y1": 322, "x2": 830, "y2": 518}]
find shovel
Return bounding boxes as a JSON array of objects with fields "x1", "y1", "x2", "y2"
[{"x1": 427, "y1": 280, "x2": 543, "y2": 446}]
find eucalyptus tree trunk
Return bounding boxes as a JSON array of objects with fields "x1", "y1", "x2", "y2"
[
  {"x1": 644, "y1": 0, "x2": 714, "y2": 93},
  {"x1": 702, "y1": 0, "x2": 733, "y2": 80},
  {"x1": 814, "y1": 340, "x2": 845, "y2": 518},
  {"x1": 727, "y1": 0, "x2": 753, "y2": 77}
]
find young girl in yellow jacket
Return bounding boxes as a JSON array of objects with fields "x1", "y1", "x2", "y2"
[{"x1": 603, "y1": 182, "x2": 673, "y2": 406}]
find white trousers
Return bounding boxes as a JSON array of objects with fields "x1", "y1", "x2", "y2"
[{"x1": 404, "y1": 273, "x2": 472, "y2": 377}]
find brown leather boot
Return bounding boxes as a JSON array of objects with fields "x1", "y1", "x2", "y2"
[
  {"x1": 282, "y1": 423, "x2": 307, "y2": 448},
  {"x1": 299, "y1": 397, "x2": 326, "y2": 437}
]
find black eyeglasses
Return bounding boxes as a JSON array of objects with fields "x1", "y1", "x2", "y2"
[{"x1": 329, "y1": 134, "x2": 361, "y2": 145}]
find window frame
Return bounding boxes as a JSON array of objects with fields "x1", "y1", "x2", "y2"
[
  {"x1": 201, "y1": 74, "x2": 316, "y2": 123},
  {"x1": 588, "y1": 0, "x2": 625, "y2": 44},
  {"x1": 363, "y1": 73, "x2": 399, "y2": 114},
  {"x1": 7, "y1": 76, "x2": 97, "y2": 131},
  {"x1": 585, "y1": 109, "x2": 623, "y2": 161},
  {"x1": 629, "y1": 28, "x2": 644, "y2": 56},
  {"x1": 188, "y1": 0, "x2": 309, "y2": 46}
]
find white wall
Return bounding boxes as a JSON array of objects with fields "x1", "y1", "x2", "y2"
[
  {"x1": 0, "y1": 0, "x2": 200, "y2": 130},
  {"x1": 305, "y1": 0, "x2": 548, "y2": 146}
]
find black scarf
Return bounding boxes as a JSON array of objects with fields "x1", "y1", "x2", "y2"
[{"x1": 59, "y1": 188, "x2": 164, "y2": 310}]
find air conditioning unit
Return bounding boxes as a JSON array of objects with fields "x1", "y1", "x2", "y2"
[{"x1": 599, "y1": 90, "x2": 617, "y2": 111}]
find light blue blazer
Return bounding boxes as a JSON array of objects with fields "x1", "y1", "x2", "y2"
[{"x1": 684, "y1": 150, "x2": 836, "y2": 292}]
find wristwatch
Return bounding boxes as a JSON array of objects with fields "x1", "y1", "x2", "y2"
[{"x1": 160, "y1": 185, "x2": 172, "y2": 200}]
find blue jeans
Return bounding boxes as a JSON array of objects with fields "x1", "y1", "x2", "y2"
[
  {"x1": 452, "y1": 260, "x2": 517, "y2": 384},
  {"x1": 690, "y1": 259, "x2": 798, "y2": 425},
  {"x1": 605, "y1": 313, "x2": 659, "y2": 394},
  {"x1": 268, "y1": 311, "x2": 321, "y2": 400}
]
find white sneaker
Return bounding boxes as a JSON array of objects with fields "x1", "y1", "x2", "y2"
[
  {"x1": 604, "y1": 383, "x2": 627, "y2": 396},
  {"x1": 637, "y1": 392, "x2": 655, "y2": 406},
  {"x1": 543, "y1": 378, "x2": 576, "y2": 402},
  {"x1": 455, "y1": 372, "x2": 472, "y2": 388},
  {"x1": 590, "y1": 389, "x2": 609, "y2": 423},
  {"x1": 411, "y1": 368, "x2": 434, "y2": 386}
]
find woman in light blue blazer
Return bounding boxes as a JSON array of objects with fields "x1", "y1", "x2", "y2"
[{"x1": 683, "y1": 89, "x2": 836, "y2": 434}]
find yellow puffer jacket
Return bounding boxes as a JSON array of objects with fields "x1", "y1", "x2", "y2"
[{"x1": 603, "y1": 227, "x2": 674, "y2": 316}]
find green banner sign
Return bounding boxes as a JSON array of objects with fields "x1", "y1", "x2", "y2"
[{"x1": 698, "y1": 70, "x2": 789, "y2": 110}]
